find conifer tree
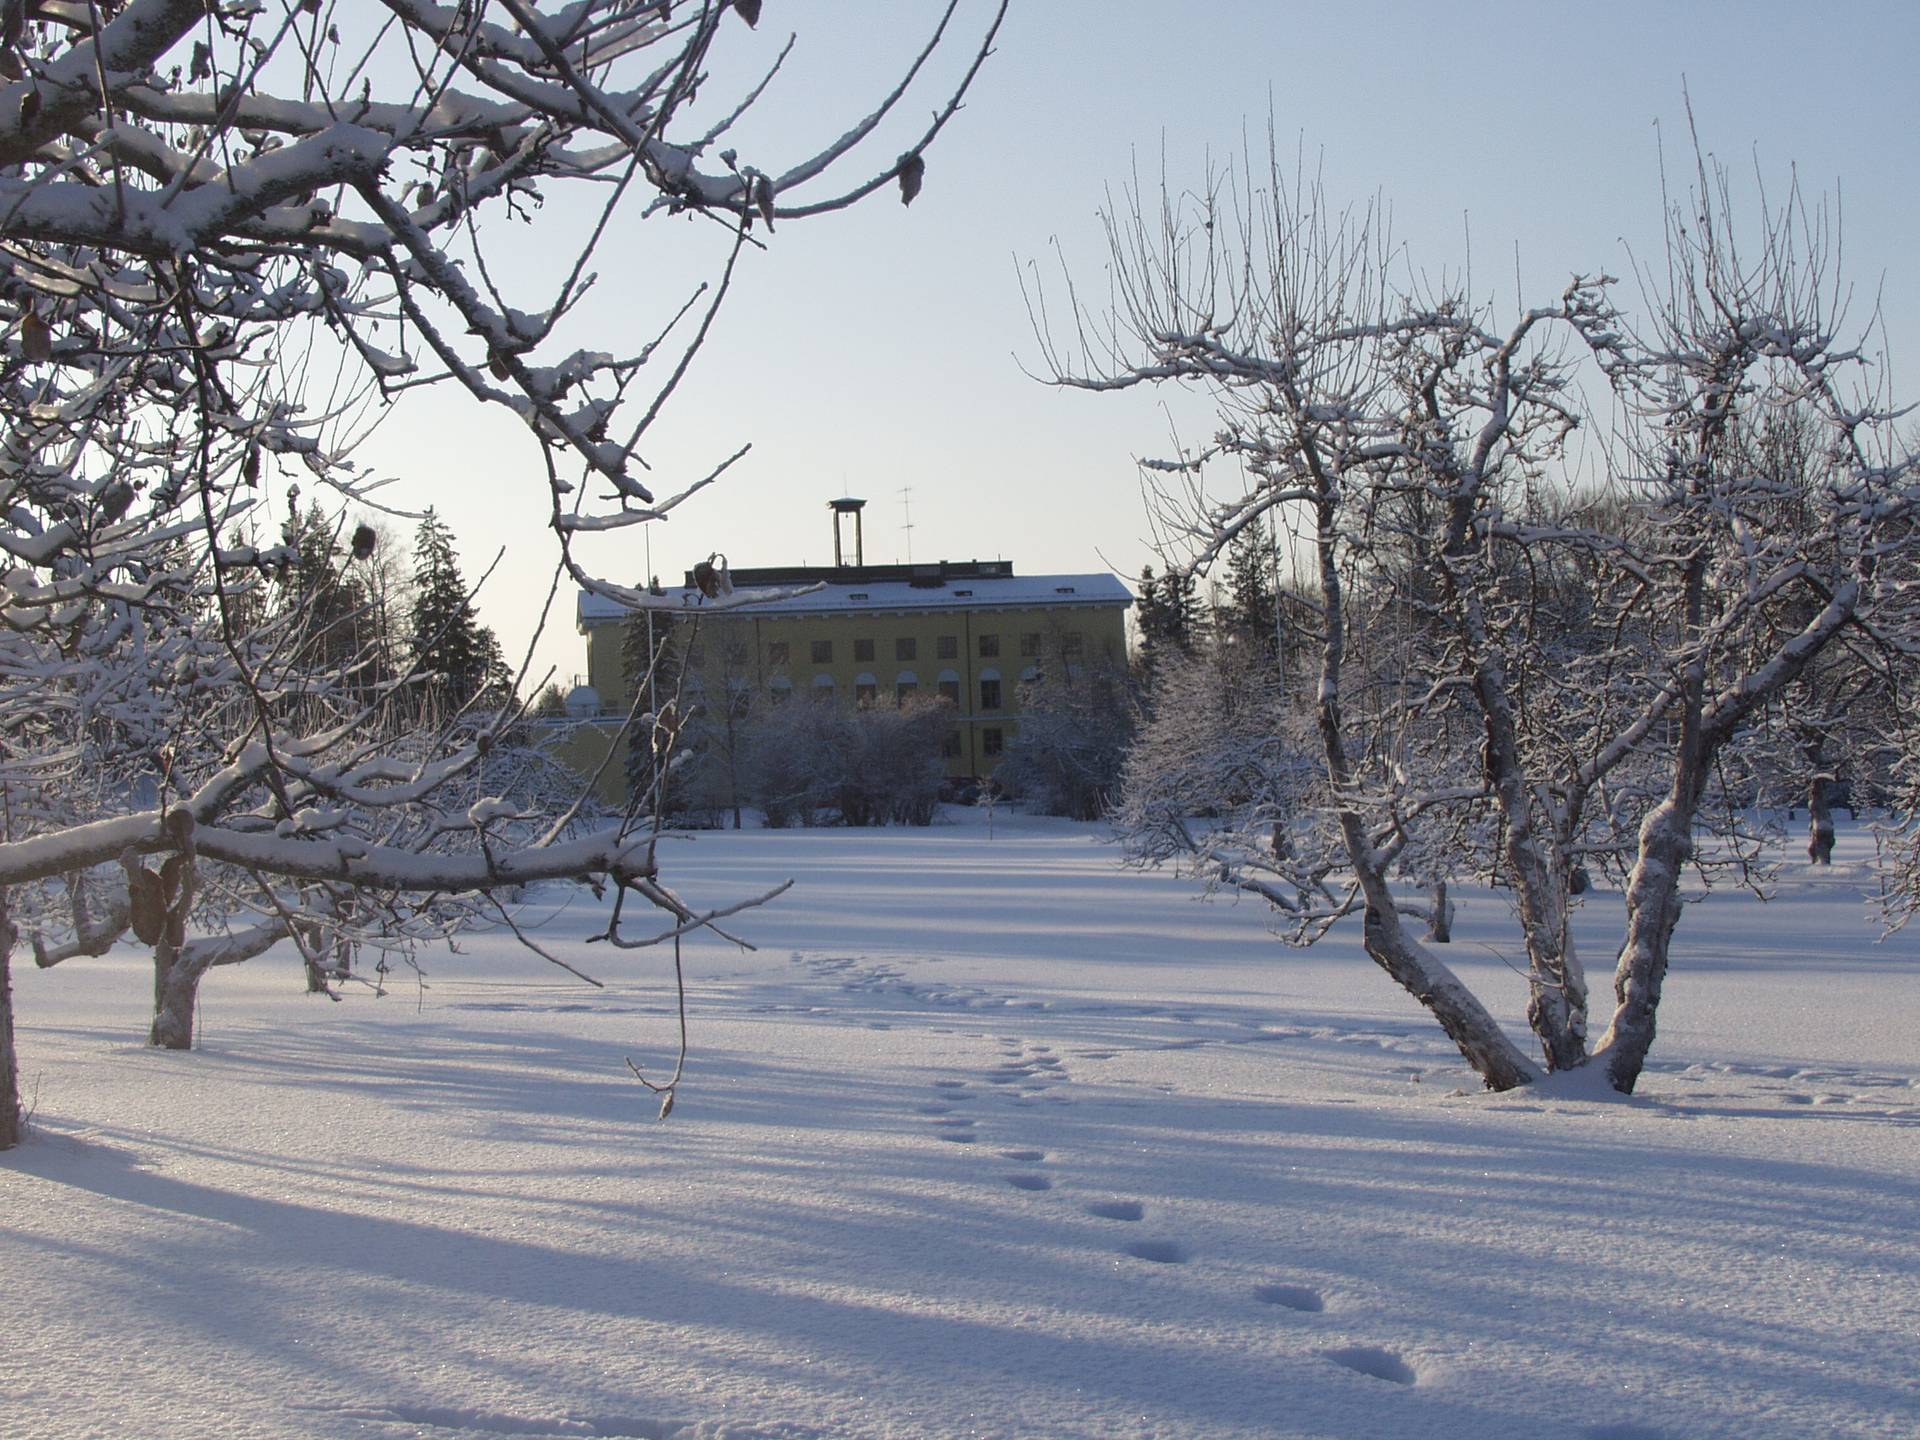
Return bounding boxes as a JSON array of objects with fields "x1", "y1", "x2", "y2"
[
  {"x1": 408, "y1": 509, "x2": 508, "y2": 715},
  {"x1": 1220, "y1": 517, "x2": 1280, "y2": 660},
  {"x1": 280, "y1": 496, "x2": 379, "y2": 687},
  {"x1": 1133, "y1": 564, "x2": 1205, "y2": 690}
]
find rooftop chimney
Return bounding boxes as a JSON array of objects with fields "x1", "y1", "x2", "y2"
[{"x1": 828, "y1": 497, "x2": 866, "y2": 568}]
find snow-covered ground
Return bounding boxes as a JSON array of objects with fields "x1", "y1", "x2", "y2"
[{"x1": 6, "y1": 812, "x2": 1917, "y2": 1440}]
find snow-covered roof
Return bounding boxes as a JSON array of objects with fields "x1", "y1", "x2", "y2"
[{"x1": 578, "y1": 571, "x2": 1132, "y2": 629}]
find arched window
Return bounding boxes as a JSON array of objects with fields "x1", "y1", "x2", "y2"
[
  {"x1": 854, "y1": 671, "x2": 878, "y2": 708},
  {"x1": 937, "y1": 668, "x2": 961, "y2": 706},
  {"x1": 895, "y1": 669, "x2": 918, "y2": 705},
  {"x1": 811, "y1": 673, "x2": 836, "y2": 703},
  {"x1": 978, "y1": 666, "x2": 1002, "y2": 711},
  {"x1": 769, "y1": 675, "x2": 792, "y2": 706}
]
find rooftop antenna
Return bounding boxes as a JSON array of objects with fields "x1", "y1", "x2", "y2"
[{"x1": 897, "y1": 485, "x2": 915, "y2": 563}]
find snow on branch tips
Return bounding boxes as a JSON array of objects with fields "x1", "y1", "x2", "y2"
[
  {"x1": 0, "y1": 0, "x2": 1008, "y2": 1149},
  {"x1": 1038, "y1": 128, "x2": 1920, "y2": 1097}
]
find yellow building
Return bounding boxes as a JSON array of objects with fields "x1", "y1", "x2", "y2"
[{"x1": 559, "y1": 529, "x2": 1132, "y2": 807}]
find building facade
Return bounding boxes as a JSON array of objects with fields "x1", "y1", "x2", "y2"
[{"x1": 562, "y1": 552, "x2": 1132, "y2": 807}]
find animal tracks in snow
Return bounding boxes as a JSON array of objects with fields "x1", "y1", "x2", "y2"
[
  {"x1": 298, "y1": 1401, "x2": 831, "y2": 1439},
  {"x1": 1121, "y1": 1239, "x2": 1189, "y2": 1265},
  {"x1": 1653, "y1": 1058, "x2": 1920, "y2": 1120},
  {"x1": 1321, "y1": 1344, "x2": 1417, "y2": 1386},
  {"x1": 794, "y1": 954, "x2": 1053, "y2": 1014},
  {"x1": 1253, "y1": 1282, "x2": 1326, "y2": 1312},
  {"x1": 893, "y1": 971, "x2": 1423, "y2": 1402}
]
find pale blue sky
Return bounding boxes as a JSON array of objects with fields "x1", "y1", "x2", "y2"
[{"x1": 357, "y1": 1, "x2": 1920, "y2": 692}]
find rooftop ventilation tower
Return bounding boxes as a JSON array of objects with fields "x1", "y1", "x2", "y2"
[{"x1": 828, "y1": 497, "x2": 866, "y2": 568}]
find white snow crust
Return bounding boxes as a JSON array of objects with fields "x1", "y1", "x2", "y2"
[{"x1": 4, "y1": 815, "x2": 1916, "y2": 1439}]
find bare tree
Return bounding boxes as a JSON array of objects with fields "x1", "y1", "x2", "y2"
[
  {"x1": 1031, "y1": 129, "x2": 1917, "y2": 1093},
  {"x1": 0, "y1": 0, "x2": 1007, "y2": 1149},
  {"x1": 998, "y1": 627, "x2": 1132, "y2": 821}
]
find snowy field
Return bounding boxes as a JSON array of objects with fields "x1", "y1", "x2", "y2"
[{"x1": 5, "y1": 811, "x2": 1918, "y2": 1440}]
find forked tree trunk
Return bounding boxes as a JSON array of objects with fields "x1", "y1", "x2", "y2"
[
  {"x1": 1, "y1": 906, "x2": 21, "y2": 1150},
  {"x1": 1307, "y1": 477, "x2": 1536, "y2": 1092},
  {"x1": 148, "y1": 919, "x2": 291, "y2": 1049}
]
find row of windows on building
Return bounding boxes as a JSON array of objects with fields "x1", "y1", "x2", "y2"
[
  {"x1": 669, "y1": 675, "x2": 1005, "y2": 757},
  {"x1": 688, "y1": 629, "x2": 1085, "y2": 669},
  {"x1": 930, "y1": 727, "x2": 1006, "y2": 759},
  {"x1": 756, "y1": 671, "x2": 1010, "y2": 711}
]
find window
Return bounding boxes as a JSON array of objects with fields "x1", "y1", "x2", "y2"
[
  {"x1": 1062, "y1": 631, "x2": 1084, "y2": 657},
  {"x1": 811, "y1": 674, "x2": 835, "y2": 703},
  {"x1": 766, "y1": 640, "x2": 789, "y2": 665},
  {"x1": 937, "y1": 669, "x2": 961, "y2": 706},
  {"x1": 769, "y1": 677, "x2": 792, "y2": 705},
  {"x1": 854, "y1": 672, "x2": 878, "y2": 707},
  {"x1": 811, "y1": 638, "x2": 833, "y2": 664},
  {"x1": 941, "y1": 729, "x2": 962, "y2": 758},
  {"x1": 1020, "y1": 632, "x2": 1042, "y2": 658},
  {"x1": 937, "y1": 634, "x2": 958, "y2": 660},
  {"x1": 724, "y1": 638, "x2": 749, "y2": 665},
  {"x1": 895, "y1": 636, "x2": 917, "y2": 661},
  {"x1": 854, "y1": 637, "x2": 875, "y2": 662},
  {"x1": 982, "y1": 727, "x2": 1004, "y2": 756},
  {"x1": 979, "y1": 669, "x2": 1002, "y2": 710},
  {"x1": 978, "y1": 633, "x2": 1000, "y2": 658},
  {"x1": 896, "y1": 680, "x2": 917, "y2": 705}
]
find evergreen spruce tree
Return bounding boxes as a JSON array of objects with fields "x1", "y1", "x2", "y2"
[
  {"x1": 1220, "y1": 516, "x2": 1280, "y2": 659},
  {"x1": 1133, "y1": 566, "x2": 1170, "y2": 687},
  {"x1": 1133, "y1": 564, "x2": 1205, "y2": 692},
  {"x1": 1167, "y1": 567, "x2": 1206, "y2": 654},
  {"x1": 280, "y1": 495, "x2": 378, "y2": 686},
  {"x1": 408, "y1": 508, "x2": 508, "y2": 716}
]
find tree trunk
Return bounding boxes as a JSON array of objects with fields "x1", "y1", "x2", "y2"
[
  {"x1": 149, "y1": 939, "x2": 203, "y2": 1050},
  {"x1": 1807, "y1": 771, "x2": 1835, "y2": 866},
  {"x1": 1593, "y1": 797, "x2": 1690, "y2": 1092},
  {"x1": 304, "y1": 939, "x2": 336, "y2": 993},
  {"x1": 1361, "y1": 900, "x2": 1537, "y2": 1090},
  {"x1": 1449, "y1": 574, "x2": 1588, "y2": 1071},
  {"x1": 1306, "y1": 477, "x2": 1535, "y2": 1091},
  {"x1": 1426, "y1": 879, "x2": 1453, "y2": 943},
  {"x1": 1482, "y1": 702, "x2": 1589, "y2": 1071},
  {"x1": 1, "y1": 904, "x2": 21, "y2": 1150}
]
